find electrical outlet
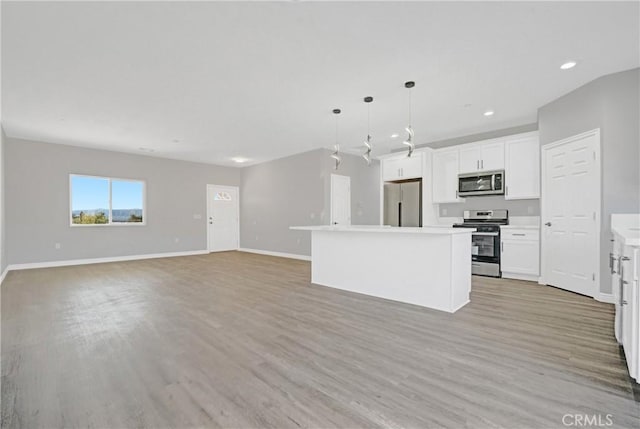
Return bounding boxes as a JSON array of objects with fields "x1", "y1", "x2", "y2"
[
  {"x1": 174, "y1": 238, "x2": 180, "y2": 243},
  {"x1": 310, "y1": 213, "x2": 316, "y2": 219},
  {"x1": 255, "y1": 236, "x2": 259, "y2": 241},
  {"x1": 55, "y1": 243, "x2": 61, "y2": 249},
  {"x1": 442, "y1": 208, "x2": 448, "y2": 216},
  {"x1": 296, "y1": 238, "x2": 301, "y2": 245},
  {"x1": 193, "y1": 214, "x2": 202, "y2": 220}
]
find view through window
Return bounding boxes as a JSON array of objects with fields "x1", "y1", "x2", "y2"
[{"x1": 70, "y1": 175, "x2": 145, "y2": 225}]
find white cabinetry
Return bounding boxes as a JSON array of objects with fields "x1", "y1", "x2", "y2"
[
  {"x1": 500, "y1": 227, "x2": 539, "y2": 281},
  {"x1": 432, "y1": 148, "x2": 462, "y2": 203},
  {"x1": 458, "y1": 146, "x2": 482, "y2": 174},
  {"x1": 505, "y1": 133, "x2": 540, "y2": 199},
  {"x1": 458, "y1": 139, "x2": 505, "y2": 174},
  {"x1": 382, "y1": 152, "x2": 423, "y2": 182},
  {"x1": 611, "y1": 214, "x2": 640, "y2": 383}
]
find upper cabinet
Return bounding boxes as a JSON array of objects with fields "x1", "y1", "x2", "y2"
[
  {"x1": 458, "y1": 139, "x2": 505, "y2": 174},
  {"x1": 504, "y1": 132, "x2": 540, "y2": 200},
  {"x1": 382, "y1": 152, "x2": 423, "y2": 182},
  {"x1": 432, "y1": 148, "x2": 463, "y2": 203}
]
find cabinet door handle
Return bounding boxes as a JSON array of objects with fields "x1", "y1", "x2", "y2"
[
  {"x1": 481, "y1": 159, "x2": 484, "y2": 170},
  {"x1": 506, "y1": 185, "x2": 509, "y2": 196},
  {"x1": 501, "y1": 241, "x2": 504, "y2": 252},
  {"x1": 512, "y1": 233, "x2": 526, "y2": 236},
  {"x1": 476, "y1": 160, "x2": 479, "y2": 170},
  {"x1": 609, "y1": 253, "x2": 615, "y2": 273}
]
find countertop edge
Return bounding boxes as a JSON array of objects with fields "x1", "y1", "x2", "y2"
[{"x1": 290, "y1": 226, "x2": 476, "y2": 235}]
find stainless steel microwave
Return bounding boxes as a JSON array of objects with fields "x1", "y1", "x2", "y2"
[{"x1": 458, "y1": 170, "x2": 504, "y2": 197}]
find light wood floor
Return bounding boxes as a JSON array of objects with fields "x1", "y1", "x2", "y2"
[{"x1": 2, "y1": 251, "x2": 638, "y2": 429}]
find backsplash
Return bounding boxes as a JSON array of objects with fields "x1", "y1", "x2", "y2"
[{"x1": 438, "y1": 195, "x2": 540, "y2": 218}]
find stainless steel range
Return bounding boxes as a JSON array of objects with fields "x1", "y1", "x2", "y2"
[{"x1": 453, "y1": 209, "x2": 508, "y2": 277}]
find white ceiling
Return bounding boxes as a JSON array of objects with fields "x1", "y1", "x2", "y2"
[{"x1": 2, "y1": 1, "x2": 639, "y2": 166}]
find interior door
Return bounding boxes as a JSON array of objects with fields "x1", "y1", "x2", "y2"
[
  {"x1": 330, "y1": 174, "x2": 351, "y2": 226},
  {"x1": 207, "y1": 185, "x2": 239, "y2": 252},
  {"x1": 541, "y1": 130, "x2": 599, "y2": 297}
]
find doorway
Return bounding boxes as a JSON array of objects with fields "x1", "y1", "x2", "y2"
[
  {"x1": 541, "y1": 129, "x2": 601, "y2": 297},
  {"x1": 330, "y1": 174, "x2": 351, "y2": 226},
  {"x1": 206, "y1": 185, "x2": 240, "y2": 252}
]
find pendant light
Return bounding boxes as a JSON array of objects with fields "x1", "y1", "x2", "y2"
[
  {"x1": 403, "y1": 81, "x2": 415, "y2": 157},
  {"x1": 362, "y1": 96, "x2": 374, "y2": 166},
  {"x1": 330, "y1": 108, "x2": 342, "y2": 170}
]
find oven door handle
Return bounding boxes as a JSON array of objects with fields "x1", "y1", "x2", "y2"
[{"x1": 472, "y1": 232, "x2": 499, "y2": 236}]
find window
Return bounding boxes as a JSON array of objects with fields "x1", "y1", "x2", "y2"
[
  {"x1": 214, "y1": 191, "x2": 232, "y2": 201},
  {"x1": 70, "y1": 175, "x2": 145, "y2": 226}
]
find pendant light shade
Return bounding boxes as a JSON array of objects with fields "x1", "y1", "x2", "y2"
[
  {"x1": 362, "y1": 96, "x2": 374, "y2": 166},
  {"x1": 403, "y1": 81, "x2": 415, "y2": 157},
  {"x1": 331, "y1": 108, "x2": 342, "y2": 170}
]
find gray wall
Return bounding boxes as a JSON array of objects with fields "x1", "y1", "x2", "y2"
[
  {"x1": 5, "y1": 138, "x2": 242, "y2": 265},
  {"x1": 241, "y1": 149, "x2": 380, "y2": 256},
  {"x1": 421, "y1": 123, "x2": 539, "y2": 150},
  {"x1": 1, "y1": 127, "x2": 6, "y2": 273},
  {"x1": 538, "y1": 67, "x2": 640, "y2": 295},
  {"x1": 321, "y1": 149, "x2": 381, "y2": 227},
  {"x1": 426, "y1": 123, "x2": 541, "y2": 219}
]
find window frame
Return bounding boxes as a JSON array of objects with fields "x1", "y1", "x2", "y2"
[{"x1": 69, "y1": 174, "x2": 147, "y2": 227}]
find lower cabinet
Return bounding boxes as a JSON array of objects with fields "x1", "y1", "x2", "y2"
[
  {"x1": 500, "y1": 228, "x2": 540, "y2": 281},
  {"x1": 612, "y1": 240, "x2": 639, "y2": 383}
]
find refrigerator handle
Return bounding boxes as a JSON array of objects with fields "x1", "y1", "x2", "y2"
[{"x1": 398, "y1": 202, "x2": 402, "y2": 227}]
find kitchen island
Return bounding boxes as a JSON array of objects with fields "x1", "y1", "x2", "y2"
[{"x1": 290, "y1": 225, "x2": 474, "y2": 313}]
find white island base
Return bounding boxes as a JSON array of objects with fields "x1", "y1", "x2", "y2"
[{"x1": 290, "y1": 226, "x2": 474, "y2": 313}]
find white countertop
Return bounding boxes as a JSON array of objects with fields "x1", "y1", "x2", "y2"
[
  {"x1": 290, "y1": 225, "x2": 475, "y2": 235},
  {"x1": 500, "y1": 225, "x2": 540, "y2": 230},
  {"x1": 611, "y1": 214, "x2": 640, "y2": 247}
]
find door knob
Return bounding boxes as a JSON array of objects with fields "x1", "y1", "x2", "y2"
[{"x1": 545, "y1": 222, "x2": 552, "y2": 227}]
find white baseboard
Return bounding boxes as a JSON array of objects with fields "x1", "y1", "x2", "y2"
[
  {"x1": 502, "y1": 272, "x2": 540, "y2": 283},
  {"x1": 6, "y1": 250, "x2": 209, "y2": 272},
  {"x1": 596, "y1": 293, "x2": 615, "y2": 304},
  {"x1": 239, "y1": 248, "x2": 311, "y2": 261}
]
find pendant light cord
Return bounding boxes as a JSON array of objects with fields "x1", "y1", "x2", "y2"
[
  {"x1": 367, "y1": 103, "x2": 371, "y2": 137},
  {"x1": 408, "y1": 88, "x2": 412, "y2": 128}
]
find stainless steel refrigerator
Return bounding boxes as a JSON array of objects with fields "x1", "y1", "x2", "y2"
[{"x1": 383, "y1": 179, "x2": 422, "y2": 227}]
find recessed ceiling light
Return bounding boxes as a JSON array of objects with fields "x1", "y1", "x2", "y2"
[
  {"x1": 232, "y1": 157, "x2": 248, "y2": 164},
  {"x1": 483, "y1": 110, "x2": 494, "y2": 117},
  {"x1": 390, "y1": 133, "x2": 399, "y2": 138},
  {"x1": 560, "y1": 61, "x2": 577, "y2": 70}
]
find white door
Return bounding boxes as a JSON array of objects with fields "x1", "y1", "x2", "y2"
[
  {"x1": 207, "y1": 185, "x2": 239, "y2": 252},
  {"x1": 330, "y1": 174, "x2": 351, "y2": 226},
  {"x1": 541, "y1": 130, "x2": 600, "y2": 297}
]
